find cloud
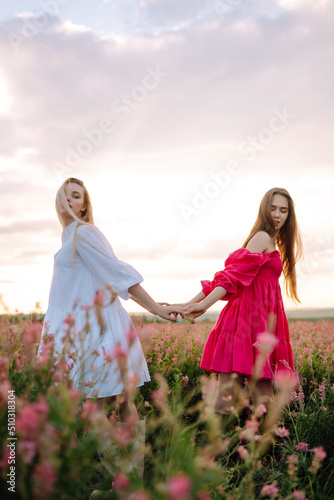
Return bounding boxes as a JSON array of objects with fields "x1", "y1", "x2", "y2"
[
  {"x1": 0, "y1": 0, "x2": 333, "y2": 310},
  {"x1": 0, "y1": 0, "x2": 333, "y2": 181}
]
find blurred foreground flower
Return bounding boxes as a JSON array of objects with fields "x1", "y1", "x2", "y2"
[{"x1": 165, "y1": 473, "x2": 192, "y2": 500}]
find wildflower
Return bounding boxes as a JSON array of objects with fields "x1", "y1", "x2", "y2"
[
  {"x1": 288, "y1": 454, "x2": 299, "y2": 476},
  {"x1": 16, "y1": 397, "x2": 49, "y2": 440},
  {"x1": 17, "y1": 440, "x2": 37, "y2": 464},
  {"x1": 113, "y1": 425, "x2": 133, "y2": 447},
  {"x1": 93, "y1": 290, "x2": 105, "y2": 308},
  {"x1": 260, "y1": 483, "x2": 279, "y2": 498},
  {"x1": 312, "y1": 446, "x2": 327, "y2": 462},
  {"x1": 165, "y1": 473, "x2": 192, "y2": 500},
  {"x1": 151, "y1": 388, "x2": 166, "y2": 411},
  {"x1": 126, "y1": 328, "x2": 138, "y2": 347},
  {"x1": 295, "y1": 442, "x2": 309, "y2": 452},
  {"x1": 102, "y1": 346, "x2": 113, "y2": 363},
  {"x1": 256, "y1": 332, "x2": 279, "y2": 356},
  {"x1": 237, "y1": 445, "x2": 249, "y2": 461},
  {"x1": 64, "y1": 313, "x2": 76, "y2": 327},
  {"x1": 307, "y1": 356, "x2": 312, "y2": 366},
  {"x1": 274, "y1": 426, "x2": 290, "y2": 438},
  {"x1": 182, "y1": 375, "x2": 189, "y2": 386},
  {"x1": 32, "y1": 461, "x2": 57, "y2": 499},
  {"x1": 81, "y1": 400, "x2": 98, "y2": 420},
  {"x1": 291, "y1": 491, "x2": 306, "y2": 500},
  {"x1": 113, "y1": 471, "x2": 131, "y2": 491},
  {"x1": 255, "y1": 404, "x2": 267, "y2": 417},
  {"x1": 113, "y1": 343, "x2": 128, "y2": 378}
]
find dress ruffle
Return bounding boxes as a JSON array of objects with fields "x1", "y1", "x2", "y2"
[{"x1": 200, "y1": 248, "x2": 294, "y2": 380}]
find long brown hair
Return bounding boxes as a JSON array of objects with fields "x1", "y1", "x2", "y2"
[{"x1": 242, "y1": 187, "x2": 303, "y2": 303}]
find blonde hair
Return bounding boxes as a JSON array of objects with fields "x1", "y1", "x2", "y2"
[
  {"x1": 55, "y1": 177, "x2": 95, "y2": 227},
  {"x1": 242, "y1": 187, "x2": 304, "y2": 304},
  {"x1": 56, "y1": 178, "x2": 96, "y2": 263}
]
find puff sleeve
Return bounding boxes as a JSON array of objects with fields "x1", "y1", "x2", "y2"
[
  {"x1": 75, "y1": 224, "x2": 143, "y2": 300},
  {"x1": 201, "y1": 248, "x2": 273, "y2": 301}
]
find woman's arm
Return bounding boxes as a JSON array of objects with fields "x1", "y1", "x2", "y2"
[
  {"x1": 128, "y1": 283, "x2": 185, "y2": 321},
  {"x1": 129, "y1": 294, "x2": 156, "y2": 314},
  {"x1": 168, "y1": 291, "x2": 206, "y2": 308}
]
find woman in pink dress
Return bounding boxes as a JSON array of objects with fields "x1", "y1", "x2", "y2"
[{"x1": 183, "y1": 187, "x2": 303, "y2": 415}]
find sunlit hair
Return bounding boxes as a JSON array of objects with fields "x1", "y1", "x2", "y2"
[
  {"x1": 241, "y1": 187, "x2": 304, "y2": 304},
  {"x1": 55, "y1": 178, "x2": 95, "y2": 227},
  {"x1": 56, "y1": 178, "x2": 95, "y2": 263}
]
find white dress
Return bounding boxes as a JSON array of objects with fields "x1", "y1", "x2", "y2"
[{"x1": 38, "y1": 220, "x2": 151, "y2": 398}]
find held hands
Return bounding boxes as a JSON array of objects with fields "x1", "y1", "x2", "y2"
[
  {"x1": 155, "y1": 304, "x2": 185, "y2": 322},
  {"x1": 183, "y1": 301, "x2": 208, "y2": 323},
  {"x1": 157, "y1": 301, "x2": 208, "y2": 323}
]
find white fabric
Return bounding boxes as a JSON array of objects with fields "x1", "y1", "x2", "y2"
[{"x1": 38, "y1": 221, "x2": 150, "y2": 398}]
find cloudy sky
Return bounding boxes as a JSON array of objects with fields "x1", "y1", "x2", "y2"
[{"x1": 0, "y1": 0, "x2": 333, "y2": 315}]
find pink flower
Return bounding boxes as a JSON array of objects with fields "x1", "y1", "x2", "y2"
[
  {"x1": 113, "y1": 344, "x2": 128, "y2": 360},
  {"x1": 274, "y1": 370, "x2": 298, "y2": 391},
  {"x1": 166, "y1": 473, "x2": 192, "y2": 500},
  {"x1": 64, "y1": 313, "x2": 75, "y2": 327},
  {"x1": 274, "y1": 426, "x2": 290, "y2": 438},
  {"x1": 312, "y1": 446, "x2": 327, "y2": 461},
  {"x1": 93, "y1": 290, "x2": 105, "y2": 308},
  {"x1": 295, "y1": 442, "x2": 309, "y2": 452},
  {"x1": 81, "y1": 400, "x2": 98, "y2": 420},
  {"x1": 291, "y1": 491, "x2": 306, "y2": 500},
  {"x1": 307, "y1": 356, "x2": 312, "y2": 366},
  {"x1": 151, "y1": 388, "x2": 166, "y2": 410},
  {"x1": 256, "y1": 332, "x2": 279, "y2": 356},
  {"x1": 32, "y1": 462, "x2": 57, "y2": 499},
  {"x1": 16, "y1": 397, "x2": 49, "y2": 440},
  {"x1": 260, "y1": 483, "x2": 279, "y2": 498},
  {"x1": 237, "y1": 445, "x2": 249, "y2": 461},
  {"x1": 182, "y1": 376, "x2": 189, "y2": 387},
  {"x1": 17, "y1": 440, "x2": 37, "y2": 464},
  {"x1": 255, "y1": 404, "x2": 267, "y2": 417},
  {"x1": 126, "y1": 328, "x2": 138, "y2": 347},
  {"x1": 246, "y1": 419, "x2": 259, "y2": 433},
  {"x1": 113, "y1": 471, "x2": 130, "y2": 491},
  {"x1": 102, "y1": 346, "x2": 113, "y2": 363},
  {"x1": 113, "y1": 424, "x2": 133, "y2": 447},
  {"x1": 25, "y1": 323, "x2": 42, "y2": 344}
]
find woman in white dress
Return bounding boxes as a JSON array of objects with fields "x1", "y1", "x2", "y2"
[{"x1": 39, "y1": 177, "x2": 184, "y2": 420}]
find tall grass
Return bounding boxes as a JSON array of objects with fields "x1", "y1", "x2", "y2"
[{"x1": 0, "y1": 306, "x2": 333, "y2": 499}]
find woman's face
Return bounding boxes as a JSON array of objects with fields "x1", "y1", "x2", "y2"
[
  {"x1": 271, "y1": 194, "x2": 289, "y2": 232},
  {"x1": 61, "y1": 182, "x2": 86, "y2": 220}
]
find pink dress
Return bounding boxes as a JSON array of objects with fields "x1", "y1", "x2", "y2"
[{"x1": 200, "y1": 248, "x2": 295, "y2": 380}]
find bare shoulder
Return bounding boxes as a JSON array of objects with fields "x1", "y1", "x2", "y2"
[{"x1": 246, "y1": 231, "x2": 272, "y2": 254}]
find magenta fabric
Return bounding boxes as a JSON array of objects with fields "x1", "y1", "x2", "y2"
[{"x1": 200, "y1": 248, "x2": 295, "y2": 380}]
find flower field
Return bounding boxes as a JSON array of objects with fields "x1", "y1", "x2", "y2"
[{"x1": 0, "y1": 312, "x2": 333, "y2": 500}]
